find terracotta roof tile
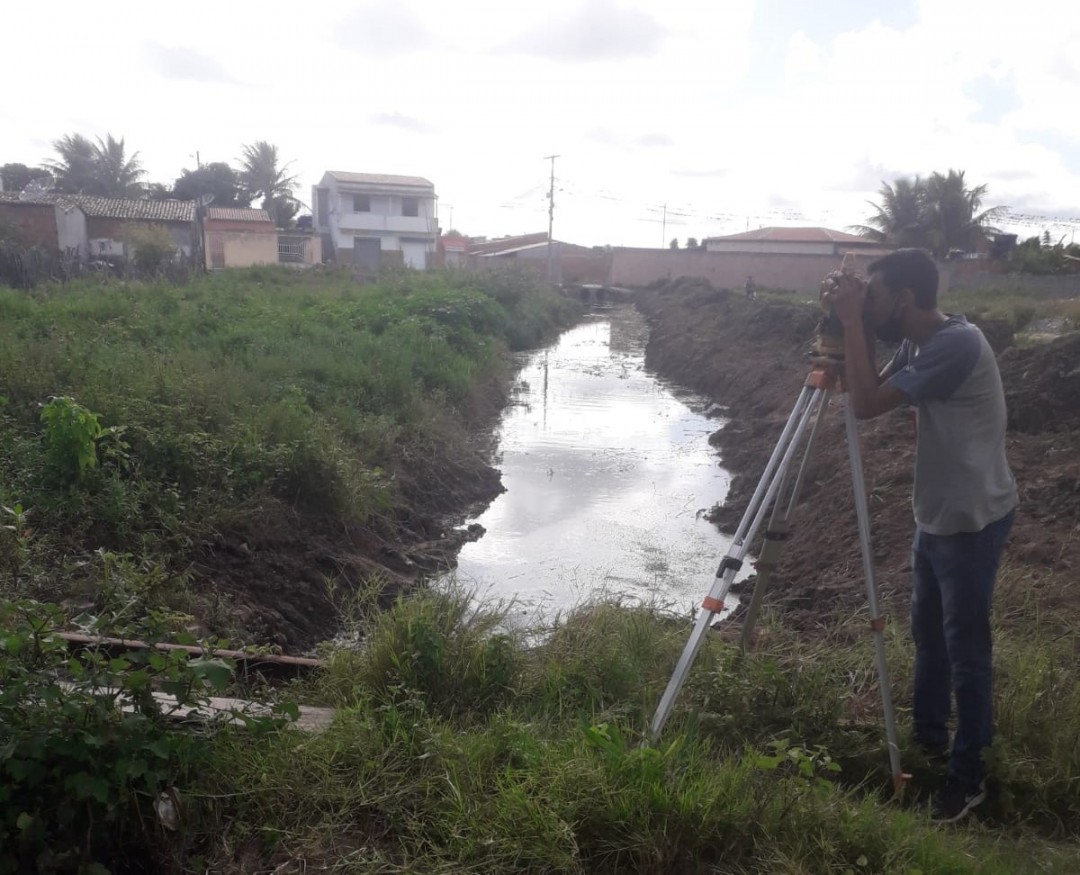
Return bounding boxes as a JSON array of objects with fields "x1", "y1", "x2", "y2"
[
  {"x1": 0, "y1": 192, "x2": 195, "y2": 222},
  {"x1": 67, "y1": 196, "x2": 196, "y2": 222},
  {"x1": 207, "y1": 207, "x2": 272, "y2": 222}
]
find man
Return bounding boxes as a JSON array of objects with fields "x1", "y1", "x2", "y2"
[
  {"x1": 745, "y1": 275, "x2": 756, "y2": 299},
  {"x1": 823, "y1": 248, "x2": 1017, "y2": 823}
]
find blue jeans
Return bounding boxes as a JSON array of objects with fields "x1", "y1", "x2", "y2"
[{"x1": 910, "y1": 510, "x2": 1014, "y2": 788}]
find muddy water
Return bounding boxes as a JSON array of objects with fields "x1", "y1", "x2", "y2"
[{"x1": 452, "y1": 306, "x2": 744, "y2": 619}]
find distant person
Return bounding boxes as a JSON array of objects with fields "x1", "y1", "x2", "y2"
[
  {"x1": 744, "y1": 276, "x2": 756, "y2": 299},
  {"x1": 823, "y1": 248, "x2": 1017, "y2": 824}
]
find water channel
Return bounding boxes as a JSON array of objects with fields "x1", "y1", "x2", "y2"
[{"x1": 451, "y1": 306, "x2": 746, "y2": 621}]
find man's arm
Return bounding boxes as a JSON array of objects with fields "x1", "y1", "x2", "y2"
[{"x1": 840, "y1": 317, "x2": 907, "y2": 419}]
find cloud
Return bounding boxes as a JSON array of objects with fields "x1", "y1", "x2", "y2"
[
  {"x1": 336, "y1": 4, "x2": 436, "y2": 57},
  {"x1": 370, "y1": 112, "x2": 436, "y2": 134},
  {"x1": 145, "y1": 43, "x2": 239, "y2": 83},
  {"x1": 635, "y1": 133, "x2": 673, "y2": 148},
  {"x1": 964, "y1": 75, "x2": 1021, "y2": 125},
  {"x1": 503, "y1": 0, "x2": 665, "y2": 61},
  {"x1": 672, "y1": 167, "x2": 729, "y2": 178},
  {"x1": 834, "y1": 159, "x2": 917, "y2": 193}
]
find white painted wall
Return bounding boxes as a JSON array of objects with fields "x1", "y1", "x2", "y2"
[
  {"x1": 54, "y1": 205, "x2": 87, "y2": 254},
  {"x1": 316, "y1": 178, "x2": 437, "y2": 260}
]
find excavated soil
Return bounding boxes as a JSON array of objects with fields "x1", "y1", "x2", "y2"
[
  {"x1": 637, "y1": 278, "x2": 1080, "y2": 634},
  {"x1": 188, "y1": 376, "x2": 509, "y2": 651}
]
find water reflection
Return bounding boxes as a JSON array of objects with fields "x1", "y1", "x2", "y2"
[{"x1": 453, "y1": 308, "x2": 743, "y2": 620}]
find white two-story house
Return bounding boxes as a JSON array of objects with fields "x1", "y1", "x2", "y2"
[{"x1": 312, "y1": 171, "x2": 437, "y2": 270}]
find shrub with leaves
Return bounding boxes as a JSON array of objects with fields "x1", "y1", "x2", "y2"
[{"x1": 0, "y1": 599, "x2": 293, "y2": 874}]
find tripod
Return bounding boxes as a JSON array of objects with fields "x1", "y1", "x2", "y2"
[{"x1": 649, "y1": 360, "x2": 907, "y2": 795}]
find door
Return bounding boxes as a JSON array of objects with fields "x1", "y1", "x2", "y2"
[
  {"x1": 209, "y1": 233, "x2": 225, "y2": 269},
  {"x1": 352, "y1": 237, "x2": 381, "y2": 269},
  {"x1": 401, "y1": 239, "x2": 428, "y2": 270}
]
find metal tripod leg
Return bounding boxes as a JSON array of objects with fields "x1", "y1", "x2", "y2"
[
  {"x1": 649, "y1": 387, "x2": 827, "y2": 740},
  {"x1": 739, "y1": 391, "x2": 831, "y2": 651},
  {"x1": 843, "y1": 397, "x2": 906, "y2": 794},
  {"x1": 649, "y1": 377, "x2": 907, "y2": 794}
]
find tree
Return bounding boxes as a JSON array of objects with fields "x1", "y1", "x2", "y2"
[
  {"x1": 852, "y1": 169, "x2": 1004, "y2": 257},
  {"x1": 1, "y1": 163, "x2": 53, "y2": 193},
  {"x1": 237, "y1": 141, "x2": 298, "y2": 226},
  {"x1": 47, "y1": 133, "x2": 144, "y2": 197},
  {"x1": 686, "y1": 236, "x2": 699, "y2": 249},
  {"x1": 851, "y1": 176, "x2": 926, "y2": 248},
  {"x1": 47, "y1": 134, "x2": 98, "y2": 194},
  {"x1": 90, "y1": 135, "x2": 145, "y2": 197},
  {"x1": 669, "y1": 238, "x2": 679, "y2": 249},
  {"x1": 172, "y1": 162, "x2": 250, "y2": 207},
  {"x1": 922, "y1": 169, "x2": 1003, "y2": 256},
  {"x1": 144, "y1": 183, "x2": 173, "y2": 201}
]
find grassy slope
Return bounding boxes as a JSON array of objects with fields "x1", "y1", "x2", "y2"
[
  {"x1": 0, "y1": 266, "x2": 579, "y2": 644},
  {"x1": 189, "y1": 587, "x2": 1080, "y2": 873}
]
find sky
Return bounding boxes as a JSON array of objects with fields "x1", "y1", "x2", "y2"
[{"x1": 4, "y1": 0, "x2": 1080, "y2": 247}]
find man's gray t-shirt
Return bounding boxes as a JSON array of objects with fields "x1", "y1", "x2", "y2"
[{"x1": 882, "y1": 316, "x2": 1017, "y2": 536}]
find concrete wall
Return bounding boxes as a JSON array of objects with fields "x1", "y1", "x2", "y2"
[
  {"x1": 0, "y1": 202, "x2": 59, "y2": 248},
  {"x1": 317, "y1": 181, "x2": 437, "y2": 255},
  {"x1": 86, "y1": 218, "x2": 196, "y2": 258},
  {"x1": 609, "y1": 247, "x2": 874, "y2": 292},
  {"x1": 277, "y1": 233, "x2": 322, "y2": 266},
  {"x1": 205, "y1": 231, "x2": 278, "y2": 269}
]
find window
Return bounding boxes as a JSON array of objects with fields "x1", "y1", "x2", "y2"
[
  {"x1": 402, "y1": 197, "x2": 419, "y2": 217},
  {"x1": 353, "y1": 194, "x2": 371, "y2": 212}
]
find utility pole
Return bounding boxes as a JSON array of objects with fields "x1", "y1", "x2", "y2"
[
  {"x1": 661, "y1": 203, "x2": 667, "y2": 248},
  {"x1": 544, "y1": 154, "x2": 559, "y2": 284}
]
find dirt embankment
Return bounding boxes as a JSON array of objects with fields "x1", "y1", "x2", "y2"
[
  {"x1": 190, "y1": 374, "x2": 510, "y2": 652},
  {"x1": 637, "y1": 279, "x2": 1080, "y2": 632}
]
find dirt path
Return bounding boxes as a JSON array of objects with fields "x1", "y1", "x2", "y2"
[{"x1": 636, "y1": 279, "x2": 1080, "y2": 634}]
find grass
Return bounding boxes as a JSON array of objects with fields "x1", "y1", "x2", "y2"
[
  {"x1": 177, "y1": 583, "x2": 1080, "y2": 872},
  {"x1": 0, "y1": 266, "x2": 579, "y2": 627}
]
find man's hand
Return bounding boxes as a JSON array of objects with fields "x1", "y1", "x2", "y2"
[{"x1": 821, "y1": 271, "x2": 866, "y2": 327}]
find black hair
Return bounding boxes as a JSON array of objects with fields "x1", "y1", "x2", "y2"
[{"x1": 867, "y1": 248, "x2": 938, "y2": 309}]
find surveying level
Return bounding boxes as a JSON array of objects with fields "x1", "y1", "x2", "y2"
[{"x1": 649, "y1": 276, "x2": 908, "y2": 796}]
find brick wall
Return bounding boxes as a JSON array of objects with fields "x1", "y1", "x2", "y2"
[
  {"x1": 609, "y1": 248, "x2": 865, "y2": 292},
  {"x1": 0, "y1": 203, "x2": 59, "y2": 249}
]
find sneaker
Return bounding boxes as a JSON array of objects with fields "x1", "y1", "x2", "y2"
[{"x1": 931, "y1": 779, "x2": 986, "y2": 824}]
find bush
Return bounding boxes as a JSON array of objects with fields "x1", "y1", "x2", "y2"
[
  {"x1": 125, "y1": 224, "x2": 176, "y2": 276},
  {"x1": 0, "y1": 599, "x2": 293, "y2": 874}
]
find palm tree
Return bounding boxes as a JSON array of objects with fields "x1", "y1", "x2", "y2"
[
  {"x1": 48, "y1": 133, "x2": 144, "y2": 197},
  {"x1": 852, "y1": 170, "x2": 1005, "y2": 256},
  {"x1": 849, "y1": 177, "x2": 926, "y2": 248},
  {"x1": 90, "y1": 134, "x2": 145, "y2": 197},
  {"x1": 922, "y1": 170, "x2": 1005, "y2": 256},
  {"x1": 238, "y1": 141, "x2": 298, "y2": 226},
  {"x1": 48, "y1": 133, "x2": 98, "y2": 194}
]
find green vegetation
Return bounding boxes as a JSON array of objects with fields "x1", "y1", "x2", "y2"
[
  {"x1": 5, "y1": 581, "x2": 1077, "y2": 872},
  {"x1": 852, "y1": 169, "x2": 1004, "y2": 256},
  {"x1": 0, "y1": 266, "x2": 579, "y2": 635}
]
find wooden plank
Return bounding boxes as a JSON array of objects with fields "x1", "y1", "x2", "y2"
[{"x1": 56, "y1": 631, "x2": 323, "y2": 671}]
